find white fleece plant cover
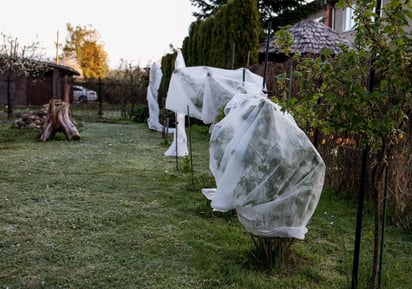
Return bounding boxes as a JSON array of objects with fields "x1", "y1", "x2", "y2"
[
  {"x1": 147, "y1": 62, "x2": 165, "y2": 132},
  {"x1": 165, "y1": 50, "x2": 189, "y2": 157},
  {"x1": 164, "y1": 112, "x2": 188, "y2": 157},
  {"x1": 204, "y1": 94, "x2": 326, "y2": 240},
  {"x1": 165, "y1": 66, "x2": 264, "y2": 124}
]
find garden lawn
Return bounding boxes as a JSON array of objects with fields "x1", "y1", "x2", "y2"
[{"x1": 0, "y1": 121, "x2": 411, "y2": 288}]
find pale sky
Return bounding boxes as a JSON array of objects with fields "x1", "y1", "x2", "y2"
[{"x1": 1, "y1": 0, "x2": 196, "y2": 68}]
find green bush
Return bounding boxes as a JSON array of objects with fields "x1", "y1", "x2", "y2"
[{"x1": 132, "y1": 105, "x2": 149, "y2": 123}]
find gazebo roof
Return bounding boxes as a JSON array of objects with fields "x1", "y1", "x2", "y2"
[{"x1": 259, "y1": 20, "x2": 352, "y2": 55}]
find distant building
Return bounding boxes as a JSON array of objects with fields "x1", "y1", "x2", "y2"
[
  {"x1": 0, "y1": 61, "x2": 80, "y2": 106},
  {"x1": 325, "y1": 0, "x2": 412, "y2": 41}
]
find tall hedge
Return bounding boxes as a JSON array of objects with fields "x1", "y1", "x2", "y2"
[
  {"x1": 161, "y1": 0, "x2": 260, "y2": 101},
  {"x1": 159, "y1": 51, "x2": 177, "y2": 107},
  {"x1": 182, "y1": 0, "x2": 260, "y2": 69}
]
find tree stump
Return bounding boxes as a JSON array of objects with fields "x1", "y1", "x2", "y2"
[{"x1": 39, "y1": 98, "x2": 80, "y2": 141}]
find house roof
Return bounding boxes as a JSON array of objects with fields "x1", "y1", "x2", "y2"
[
  {"x1": 0, "y1": 55, "x2": 80, "y2": 76},
  {"x1": 259, "y1": 20, "x2": 352, "y2": 55},
  {"x1": 47, "y1": 62, "x2": 80, "y2": 76}
]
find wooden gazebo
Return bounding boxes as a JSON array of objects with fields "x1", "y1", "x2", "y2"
[
  {"x1": 251, "y1": 19, "x2": 352, "y2": 93},
  {"x1": 257, "y1": 19, "x2": 352, "y2": 63}
]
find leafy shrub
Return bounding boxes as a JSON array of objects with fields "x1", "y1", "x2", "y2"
[{"x1": 132, "y1": 105, "x2": 149, "y2": 123}]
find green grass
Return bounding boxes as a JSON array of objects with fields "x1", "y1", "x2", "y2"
[{"x1": 0, "y1": 121, "x2": 411, "y2": 288}]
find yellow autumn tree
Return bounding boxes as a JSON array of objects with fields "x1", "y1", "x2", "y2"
[{"x1": 62, "y1": 23, "x2": 108, "y2": 79}]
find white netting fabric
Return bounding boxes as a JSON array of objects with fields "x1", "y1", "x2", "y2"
[
  {"x1": 165, "y1": 66, "x2": 264, "y2": 124},
  {"x1": 164, "y1": 51, "x2": 189, "y2": 157},
  {"x1": 165, "y1": 65, "x2": 325, "y2": 240},
  {"x1": 147, "y1": 62, "x2": 164, "y2": 132},
  {"x1": 164, "y1": 112, "x2": 188, "y2": 157},
  {"x1": 204, "y1": 94, "x2": 325, "y2": 240}
]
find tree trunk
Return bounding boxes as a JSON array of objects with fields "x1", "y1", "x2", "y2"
[
  {"x1": 39, "y1": 98, "x2": 80, "y2": 141},
  {"x1": 369, "y1": 143, "x2": 390, "y2": 289},
  {"x1": 249, "y1": 235, "x2": 294, "y2": 271}
]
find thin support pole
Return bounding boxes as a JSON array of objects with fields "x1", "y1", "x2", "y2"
[
  {"x1": 263, "y1": 21, "x2": 272, "y2": 91},
  {"x1": 231, "y1": 42, "x2": 235, "y2": 70},
  {"x1": 288, "y1": 63, "x2": 293, "y2": 102},
  {"x1": 98, "y1": 77, "x2": 103, "y2": 118},
  {"x1": 351, "y1": 146, "x2": 369, "y2": 289},
  {"x1": 187, "y1": 106, "x2": 194, "y2": 185},
  {"x1": 175, "y1": 113, "x2": 179, "y2": 171},
  {"x1": 6, "y1": 73, "x2": 13, "y2": 119}
]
